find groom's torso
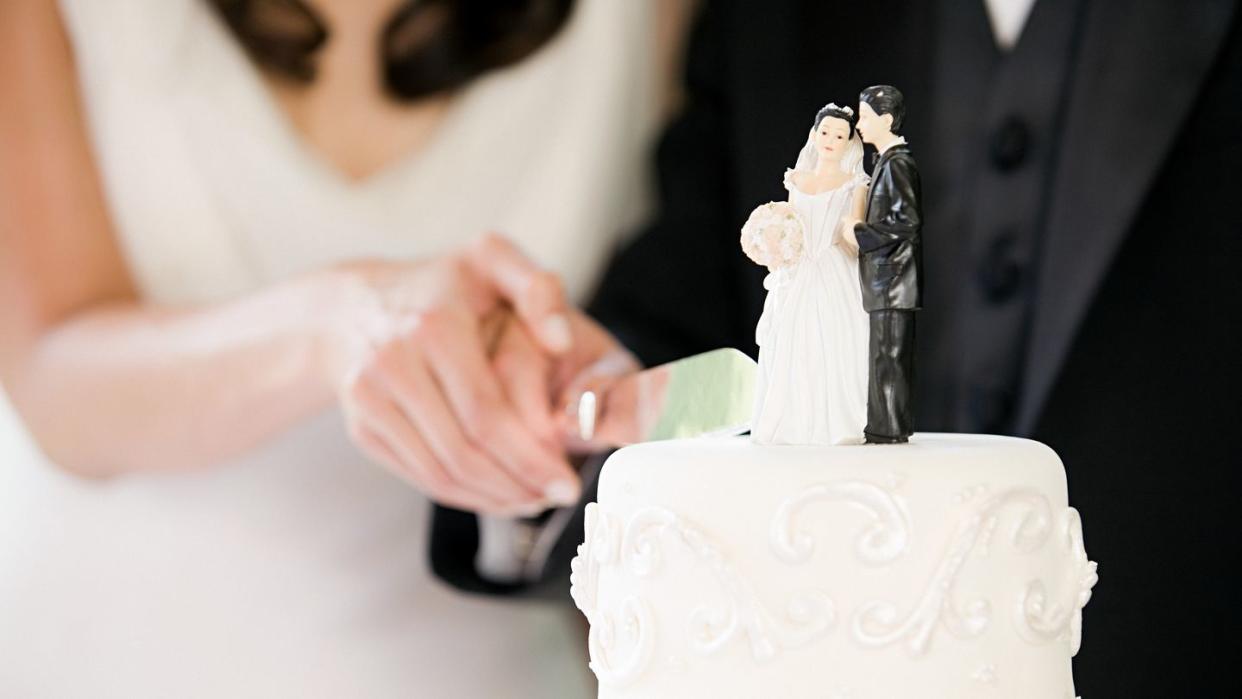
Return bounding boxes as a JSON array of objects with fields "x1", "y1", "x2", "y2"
[
  {"x1": 592, "y1": 2, "x2": 1242, "y2": 695},
  {"x1": 859, "y1": 145, "x2": 922, "y2": 313},
  {"x1": 715, "y1": 0, "x2": 1238, "y2": 432},
  {"x1": 438, "y1": 6, "x2": 1242, "y2": 696}
]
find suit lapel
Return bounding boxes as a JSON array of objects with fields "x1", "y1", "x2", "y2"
[
  {"x1": 864, "y1": 145, "x2": 909, "y2": 220},
  {"x1": 864, "y1": 150, "x2": 891, "y2": 221},
  {"x1": 1016, "y1": 0, "x2": 1237, "y2": 432}
]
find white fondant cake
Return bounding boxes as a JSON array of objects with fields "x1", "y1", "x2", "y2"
[{"x1": 571, "y1": 434, "x2": 1096, "y2": 698}]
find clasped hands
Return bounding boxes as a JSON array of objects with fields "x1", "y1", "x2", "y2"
[
  {"x1": 327, "y1": 234, "x2": 637, "y2": 518},
  {"x1": 838, "y1": 216, "x2": 861, "y2": 255}
]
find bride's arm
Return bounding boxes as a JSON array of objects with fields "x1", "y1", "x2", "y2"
[
  {"x1": 0, "y1": 3, "x2": 351, "y2": 477},
  {"x1": 838, "y1": 184, "x2": 867, "y2": 255},
  {"x1": 787, "y1": 170, "x2": 803, "y2": 201},
  {"x1": 851, "y1": 183, "x2": 868, "y2": 221},
  {"x1": 0, "y1": 2, "x2": 579, "y2": 516}
]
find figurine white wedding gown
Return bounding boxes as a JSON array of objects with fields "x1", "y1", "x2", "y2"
[
  {"x1": 0, "y1": 0, "x2": 660, "y2": 696},
  {"x1": 751, "y1": 136, "x2": 870, "y2": 445}
]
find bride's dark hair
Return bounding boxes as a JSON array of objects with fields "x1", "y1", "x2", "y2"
[
  {"x1": 812, "y1": 103, "x2": 858, "y2": 138},
  {"x1": 211, "y1": 0, "x2": 576, "y2": 100}
]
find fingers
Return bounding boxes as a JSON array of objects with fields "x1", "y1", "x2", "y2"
[
  {"x1": 334, "y1": 250, "x2": 584, "y2": 515},
  {"x1": 371, "y1": 340, "x2": 541, "y2": 507},
  {"x1": 350, "y1": 422, "x2": 496, "y2": 514},
  {"x1": 344, "y1": 377, "x2": 529, "y2": 516},
  {"x1": 464, "y1": 233, "x2": 573, "y2": 355},
  {"x1": 478, "y1": 307, "x2": 511, "y2": 356},
  {"x1": 418, "y1": 307, "x2": 581, "y2": 506},
  {"x1": 539, "y1": 311, "x2": 640, "y2": 452},
  {"x1": 550, "y1": 311, "x2": 641, "y2": 398},
  {"x1": 491, "y1": 315, "x2": 559, "y2": 447}
]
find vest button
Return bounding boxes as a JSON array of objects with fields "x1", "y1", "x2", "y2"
[
  {"x1": 977, "y1": 231, "x2": 1025, "y2": 303},
  {"x1": 990, "y1": 116, "x2": 1031, "y2": 171}
]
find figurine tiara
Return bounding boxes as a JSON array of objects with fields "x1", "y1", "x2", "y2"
[{"x1": 823, "y1": 102, "x2": 854, "y2": 116}]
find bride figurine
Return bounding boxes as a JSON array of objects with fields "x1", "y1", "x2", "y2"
[{"x1": 741, "y1": 103, "x2": 871, "y2": 445}]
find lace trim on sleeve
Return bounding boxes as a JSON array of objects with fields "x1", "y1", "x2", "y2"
[{"x1": 784, "y1": 169, "x2": 798, "y2": 193}]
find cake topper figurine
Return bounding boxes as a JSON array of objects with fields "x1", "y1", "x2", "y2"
[
  {"x1": 842, "y1": 85, "x2": 923, "y2": 444},
  {"x1": 741, "y1": 102, "x2": 871, "y2": 445},
  {"x1": 741, "y1": 87, "x2": 922, "y2": 446}
]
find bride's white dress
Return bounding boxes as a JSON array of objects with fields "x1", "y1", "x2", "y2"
[
  {"x1": 751, "y1": 170, "x2": 870, "y2": 445},
  {"x1": 0, "y1": 0, "x2": 659, "y2": 696}
]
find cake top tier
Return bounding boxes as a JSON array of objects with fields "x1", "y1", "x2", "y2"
[
  {"x1": 577, "y1": 433, "x2": 1095, "y2": 698},
  {"x1": 603, "y1": 433, "x2": 1065, "y2": 489}
]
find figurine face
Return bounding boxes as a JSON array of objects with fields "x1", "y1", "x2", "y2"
[
  {"x1": 856, "y1": 102, "x2": 894, "y2": 145},
  {"x1": 813, "y1": 116, "x2": 852, "y2": 164}
]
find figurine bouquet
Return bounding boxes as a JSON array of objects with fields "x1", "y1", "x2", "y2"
[{"x1": 740, "y1": 201, "x2": 805, "y2": 270}]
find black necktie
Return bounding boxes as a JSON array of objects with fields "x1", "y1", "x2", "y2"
[{"x1": 871, "y1": 151, "x2": 882, "y2": 168}]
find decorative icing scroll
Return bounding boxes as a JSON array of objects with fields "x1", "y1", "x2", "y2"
[
  {"x1": 624, "y1": 507, "x2": 836, "y2": 662},
  {"x1": 769, "y1": 480, "x2": 910, "y2": 565},
  {"x1": 1014, "y1": 507, "x2": 1098, "y2": 656},
  {"x1": 571, "y1": 480, "x2": 1099, "y2": 684},
  {"x1": 970, "y1": 663, "x2": 998, "y2": 686},
  {"x1": 572, "y1": 504, "x2": 653, "y2": 686},
  {"x1": 571, "y1": 503, "x2": 835, "y2": 685},
  {"x1": 570, "y1": 504, "x2": 613, "y2": 617},
  {"x1": 588, "y1": 596, "x2": 655, "y2": 687},
  {"x1": 851, "y1": 488, "x2": 1053, "y2": 655}
]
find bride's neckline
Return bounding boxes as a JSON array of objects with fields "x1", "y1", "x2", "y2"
[
  {"x1": 210, "y1": 7, "x2": 464, "y2": 190},
  {"x1": 787, "y1": 169, "x2": 853, "y2": 196}
]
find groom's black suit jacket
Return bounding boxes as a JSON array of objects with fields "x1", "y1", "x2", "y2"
[
  {"x1": 856, "y1": 145, "x2": 922, "y2": 311},
  {"x1": 433, "y1": 1, "x2": 1242, "y2": 695}
]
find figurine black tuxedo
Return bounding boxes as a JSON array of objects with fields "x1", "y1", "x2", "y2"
[{"x1": 852, "y1": 86, "x2": 922, "y2": 444}]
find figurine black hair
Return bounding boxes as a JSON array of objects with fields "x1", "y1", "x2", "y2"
[
  {"x1": 812, "y1": 103, "x2": 858, "y2": 137},
  {"x1": 859, "y1": 85, "x2": 905, "y2": 133}
]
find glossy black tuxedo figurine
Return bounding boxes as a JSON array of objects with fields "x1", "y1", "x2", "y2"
[{"x1": 850, "y1": 86, "x2": 922, "y2": 444}]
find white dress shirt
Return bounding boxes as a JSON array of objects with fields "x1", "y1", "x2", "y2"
[
  {"x1": 985, "y1": 0, "x2": 1038, "y2": 50},
  {"x1": 879, "y1": 135, "x2": 909, "y2": 154}
]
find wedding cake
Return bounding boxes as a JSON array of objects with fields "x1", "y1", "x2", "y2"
[
  {"x1": 569, "y1": 89, "x2": 1097, "y2": 697},
  {"x1": 570, "y1": 434, "x2": 1096, "y2": 698}
]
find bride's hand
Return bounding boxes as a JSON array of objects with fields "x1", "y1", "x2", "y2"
[
  {"x1": 323, "y1": 234, "x2": 582, "y2": 517},
  {"x1": 838, "y1": 217, "x2": 861, "y2": 255}
]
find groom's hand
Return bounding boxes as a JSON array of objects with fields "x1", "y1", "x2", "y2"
[
  {"x1": 334, "y1": 234, "x2": 585, "y2": 517},
  {"x1": 489, "y1": 305, "x2": 639, "y2": 460}
]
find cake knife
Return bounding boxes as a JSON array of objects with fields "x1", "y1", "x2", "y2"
[{"x1": 561, "y1": 348, "x2": 758, "y2": 448}]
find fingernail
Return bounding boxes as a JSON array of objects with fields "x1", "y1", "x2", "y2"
[
  {"x1": 544, "y1": 478, "x2": 580, "y2": 505},
  {"x1": 542, "y1": 315, "x2": 572, "y2": 352}
]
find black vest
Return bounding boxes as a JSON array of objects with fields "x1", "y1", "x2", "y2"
[{"x1": 917, "y1": 0, "x2": 1087, "y2": 433}]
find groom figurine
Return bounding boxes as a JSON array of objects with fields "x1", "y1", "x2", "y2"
[{"x1": 848, "y1": 85, "x2": 922, "y2": 444}]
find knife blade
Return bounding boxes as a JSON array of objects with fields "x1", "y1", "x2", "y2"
[{"x1": 562, "y1": 348, "x2": 758, "y2": 448}]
